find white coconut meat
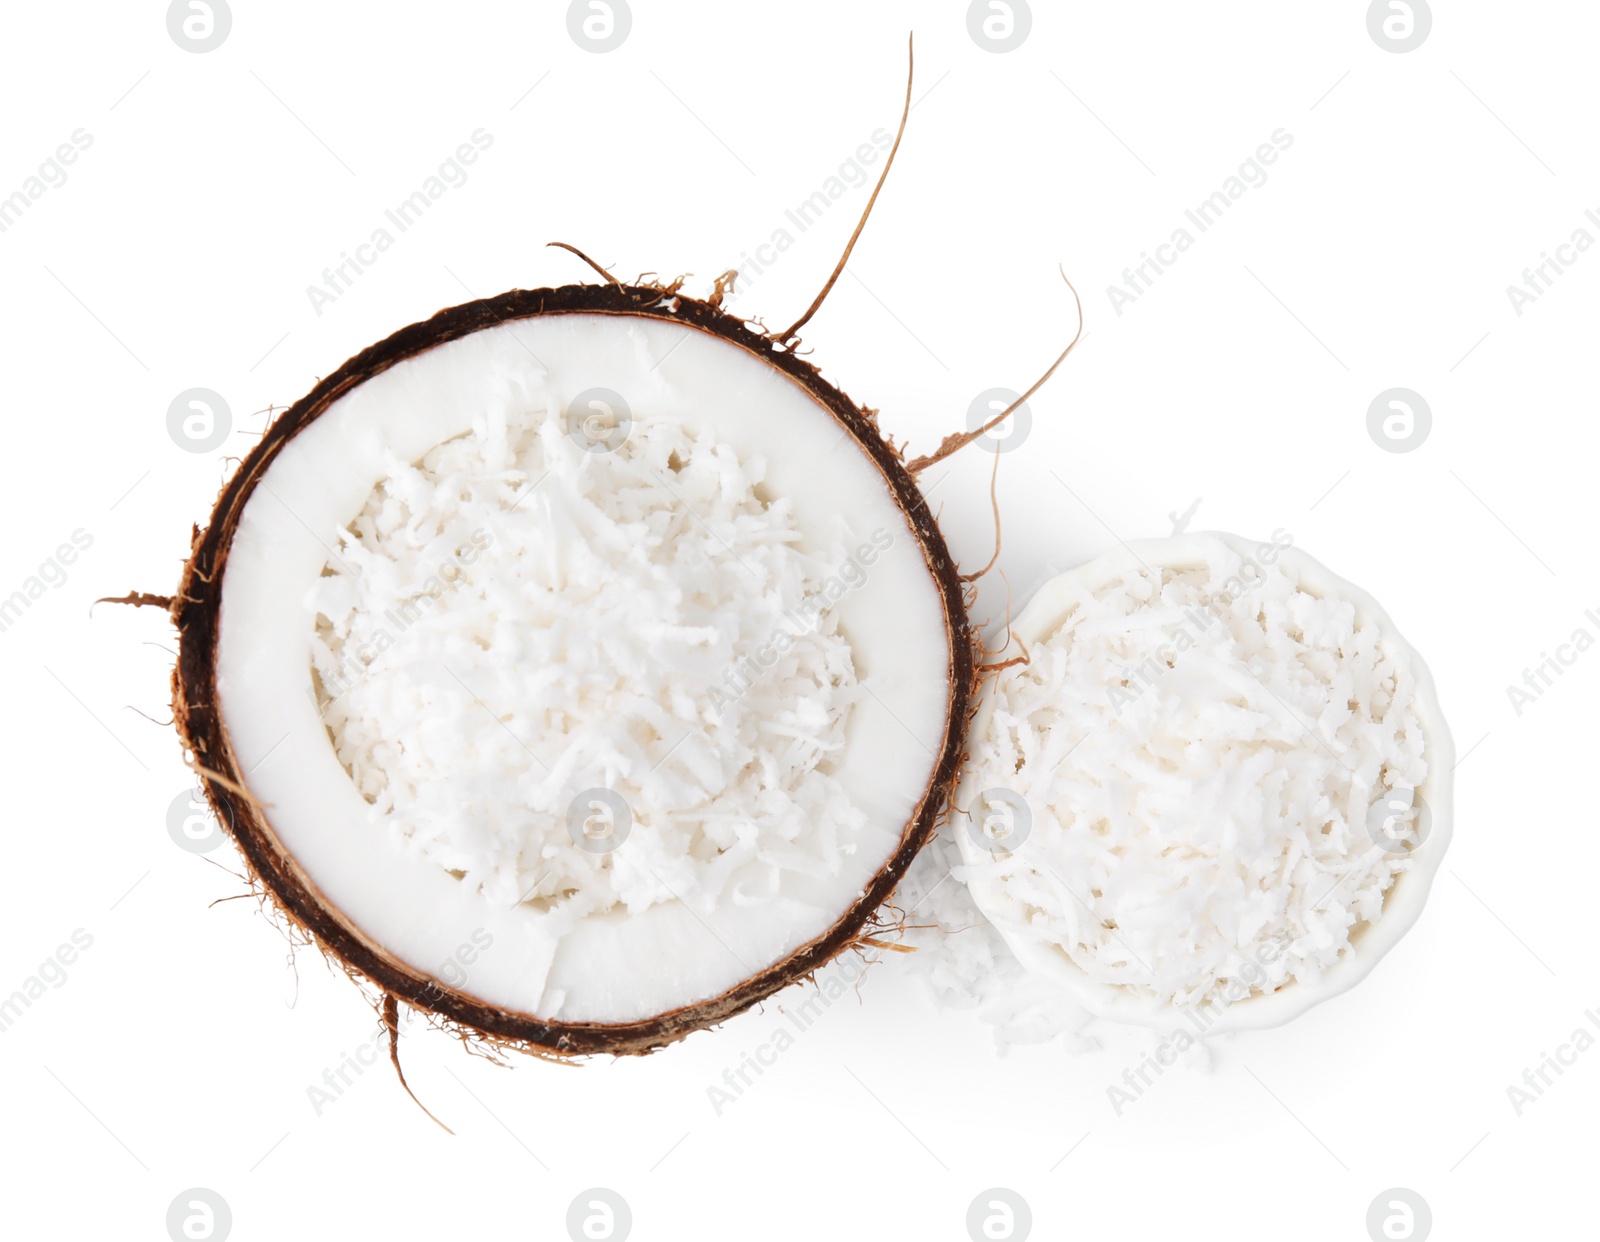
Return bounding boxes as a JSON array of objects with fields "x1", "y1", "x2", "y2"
[
  {"x1": 953, "y1": 533, "x2": 1452, "y2": 1029},
  {"x1": 214, "y1": 313, "x2": 953, "y2": 1024}
]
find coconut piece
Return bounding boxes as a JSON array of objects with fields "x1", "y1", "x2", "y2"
[{"x1": 173, "y1": 283, "x2": 975, "y2": 1055}]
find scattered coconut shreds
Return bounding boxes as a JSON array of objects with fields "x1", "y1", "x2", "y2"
[
  {"x1": 308, "y1": 404, "x2": 866, "y2": 917},
  {"x1": 898, "y1": 831, "x2": 1097, "y2": 1052},
  {"x1": 963, "y1": 541, "x2": 1429, "y2": 1009}
]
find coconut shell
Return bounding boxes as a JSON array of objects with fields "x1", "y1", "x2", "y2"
[{"x1": 169, "y1": 281, "x2": 976, "y2": 1056}]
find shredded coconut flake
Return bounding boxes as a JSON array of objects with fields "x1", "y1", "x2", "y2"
[
  {"x1": 308, "y1": 401, "x2": 866, "y2": 919},
  {"x1": 961, "y1": 537, "x2": 1429, "y2": 1008},
  {"x1": 898, "y1": 831, "x2": 1097, "y2": 1051}
]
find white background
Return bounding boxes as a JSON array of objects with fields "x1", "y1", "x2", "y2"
[{"x1": 0, "y1": 1, "x2": 1593, "y2": 1238}]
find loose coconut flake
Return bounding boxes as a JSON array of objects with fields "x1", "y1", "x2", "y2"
[
  {"x1": 309, "y1": 404, "x2": 868, "y2": 920},
  {"x1": 958, "y1": 536, "x2": 1432, "y2": 1010}
]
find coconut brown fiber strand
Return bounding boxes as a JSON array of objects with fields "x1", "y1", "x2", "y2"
[{"x1": 168, "y1": 280, "x2": 977, "y2": 1056}]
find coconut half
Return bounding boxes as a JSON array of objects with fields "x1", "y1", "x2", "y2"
[{"x1": 172, "y1": 282, "x2": 974, "y2": 1055}]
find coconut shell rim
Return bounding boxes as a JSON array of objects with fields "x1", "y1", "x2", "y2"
[{"x1": 171, "y1": 281, "x2": 976, "y2": 1057}]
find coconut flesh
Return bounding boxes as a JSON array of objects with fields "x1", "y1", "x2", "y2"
[{"x1": 189, "y1": 291, "x2": 970, "y2": 1050}]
